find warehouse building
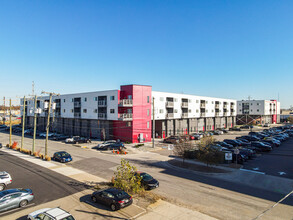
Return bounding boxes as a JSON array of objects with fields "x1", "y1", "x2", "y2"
[{"x1": 22, "y1": 84, "x2": 237, "y2": 143}]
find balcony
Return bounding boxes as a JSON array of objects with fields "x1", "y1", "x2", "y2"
[
  {"x1": 74, "y1": 113, "x2": 81, "y2": 118},
  {"x1": 74, "y1": 102, "x2": 81, "y2": 108},
  {"x1": 181, "y1": 102, "x2": 188, "y2": 108},
  {"x1": 215, "y1": 112, "x2": 220, "y2": 117},
  {"x1": 200, "y1": 103, "x2": 205, "y2": 108},
  {"x1": 98, "y1": 100, "x2": 107, "y2": 107},
  {"x1": 215, "y1": 104, "x2": 220, "y2": 109},
  {"x1": 223, "y1": 112, "x2": 228, "y2": 116},
  {"x1": 181, "y1": 113, "x2": 188, "y2": 118},
  {"x1": 166, "y1": 102, "x2": 174, "y2": 108},
  {"x1": 119, "y1": 99, "x2": 133, "y2": 107},
  {"x1": 223, "y1": 104, "x2": 228, "y2": 109},
  {"x1": 98, "y1": 113, "x2": 107, "y2": 119},
  {"x1": 119, "y1": 113, "x2": 133, "y2": 121},
  {"x1": 200, "y1": 113, "x2": 205, "y2": 117},
  {"x1": 166, "y1": 113, "x2": 174, "y2": 119}
]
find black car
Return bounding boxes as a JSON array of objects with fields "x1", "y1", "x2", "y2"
[
  {"x1": 223, "y1": 139, "x2": 241, "y2": 147},
  {"x1": 240, "y1": 135, "x2": 260, "y2": 142},
  {"x1": 52, "y1": 151, "x2": 73, "y2": 163},
  {"x1": 51, "y1": 134, "x2": 70, "y2": 141},
  {"x1": 235, "y1": 139, "x2": 250, "y2": 147},
  {"x1": 91, "y1": 188, "x2": 132, "y2": 211},
  {"x1": 214, "y1": 141, "x2": 233, "y2": 149},
  {"x1": 135, "y1": 172, "x2": 159, "y2": 190},
  {"x1": 98, "y1": 142, "x2": 125, "y2": 151},
  {"x1": 250, "y1": 142, "x2": 272, "y2": 152},
  {"x1": 229, "y1": 127, "x2": 241, "y2": 131},
  {"x1": 240, "y1": 125, "x2": 253, "y2": 129}
]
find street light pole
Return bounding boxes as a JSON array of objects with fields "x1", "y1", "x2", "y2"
[
  {"x1": 9, "y1": 99, "x2": 12, "y2": 146},
  {"x1": 21, "y1": 96, "x2": 26, "y2": 151},
  {"x1": 152, "y1": 97, "x2": 155, "y2": 148},
  {"x1": 32, "y1": 95, "x2": 37, "y2": 154},
  {"x1": 45, "y1": 94, "x2": 53, "y2": 157}
]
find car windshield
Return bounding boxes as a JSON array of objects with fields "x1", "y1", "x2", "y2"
[
  {"x1": 61, "y1": 216, "x2": 75, "y2": 220},
  {"x1": 140, "y1": 173, "x2": 153, "y2": 181},
  {"x1": 60, "y1": 152, "x2": 70, "y2": 157}
]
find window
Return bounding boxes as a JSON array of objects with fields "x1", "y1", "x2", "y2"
[
  {"x1": 128, "y1": 95, "x2": 132, "y2": 99},
  {"x1": 160, "y1": 97, "x2": 164, "y2": 101},
  {"x1": 83, "y1": 109, "x2": 87, "y2": 113},
  {"x1": 251, "y1": 103, "x2": 253, "y2": 105},
  {"x1": 159, "y1": 109, "x2": 163, "y2": 113},
  {"x1": 174, "y1": 98, "x2": 178, "y2": 102},
  {"x1": 84, "y1": 97, "x2": 87, "y2": 102},
  {"x1": 188, "y1": 109, "x2": 191, "y2": 113},
  {"x1": 72, "y1": 98, "x2": 74, "y2": 102},
  {"x1": 71, "y1": 109, "x2": 73, "y2": 113},
  {"x1": 94, "y1": 97, "x2": 97, "y2": 101},
  {"x1": 147, "y1": 121, "x2": 150, "y2": 128},
  {"x1": 174, "y1": 109, "x2": 178, "y2": 113},
  {"x1": 147, "y1": 109, "x2": 150, "y2": 116},
  {"x1": 196, "y1": 110, "x2": 199, "y2": 113},
  {"x1": 147, "y1": 96, "x2": 150, "y2": 103},
  {"x1": 206, "y1": 101, "x2": 208, "y2": 104},
  {"x1": 196, "y1": 100, "x2": 199, "y2": 103},
  {"x1": 63, "y1": 99, "x2": 66, "y2": 102},
  {"x1": 63, "y1": 109, "x2": 66, "y2": 113},
  {"x1": 212, "y1": 110, "x2": 214, "y2": 112},
  {"x1": 257, "y1": 109, "x2": 259, "y2": 112},
  {"x1": 212, "y1": 101, "x2": 214, "y2": 104},
  {"x1": 188, "y1": 99, "x2": 191, "y2": 103},
  {"x1": 94, "y1": 109, "x2": 98, "y2": 113},
  {"x1": 257, "y1": 103, "x2": 260, "y2": 105},
  {"x1": 110, "y1": 109, "x2": 115, "y2": 113},
  {"x1": 110, "y1": 96, "x2": 115, "y2": 100},
  {"x1": 126, "y1": 122, "x2": 131, "y2": 127},
  {"x1": 206, "y1": 110, "x2": 208, "y2": 113},
  {"x1": 239, "y1": 103, "x2": 241, "y2": 106}
]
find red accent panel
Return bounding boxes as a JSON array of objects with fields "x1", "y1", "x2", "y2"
[{"x1": 113, "y1": 85, "x2": 152, "y2": 143}]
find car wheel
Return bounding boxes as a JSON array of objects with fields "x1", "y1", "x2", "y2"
[
  {"x1": 91, "y1": 196, "x2": 97, "y2": 203},
  {"x1": 19, "y1": 200, "x2": 28, "y2": 207},
  {"x1": 110, "y1": 203, "x2": 117, "y2": 211},
  {"x1": 0, "y1": 184, "x2": 5, "y2": 191}
]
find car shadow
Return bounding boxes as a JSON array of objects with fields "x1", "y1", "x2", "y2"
[{"x1": 79, "y1": 194, "x2": 111, "y2": 211}]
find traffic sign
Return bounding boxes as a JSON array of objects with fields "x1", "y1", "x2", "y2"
[
  {"x1": 234, "y1": 149, "x2": 240, "y2": 154},
  {"x1": 225, "y1": 152, "x2": 232, "y2": 160}
]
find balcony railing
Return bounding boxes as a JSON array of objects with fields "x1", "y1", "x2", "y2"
[
  {"x1": 200, "y1": 103, "x2": 205, "y2": 108},
  {"x1": 200, "y1": 113, "x2": 205, "y2": 117},
  {"x1": 223, "y1": 112, "x2": 228, "y2": 116},
  {"x1": 74, "y1": 102, "x2": 81, "y2": 108},
  {"x1": 181, "y1": 102, "x2": 188, "y2": 108},
  {"x1": 166, "y1": 113, "x2": 174, "y2": 119},
  {"x1": 98, "y1": 100, "x2": 107, "y2": 106},
  {"x1": 166, "y1": 102, "x2": 174, "y2": 108},
  {"x1": 119, "y1": 99, "x2": 133, "y2": 107},
  {"x1": 181, "y1": 113, "x2": 188, "y2": 118},
  {"x1": 223, "y1": 104, "x2": 228, "y2": 108},
  {"x1": 119, "y1": 113, "x2": 133, "y2": 121},
  {"x1": 74, "y1": 113, "x2": 81, "y2": 118},
  {"x1": 98, "y1": 113, "x2": 107, "y2": 119},
  {"x1": 215, "y1": 104, "x2": 220, "y2": 108},
  {"x1": 215, "y1": 112, "x2": 220, "y2": 117}
]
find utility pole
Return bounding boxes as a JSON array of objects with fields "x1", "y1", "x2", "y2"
[
  {"x1": 9, "y1": 99, "x2": 12, "y2": 146},
  {"x1": 152, "y1": 97, "x2": 155, "y2": 148},
  {"x1": 32, "y1": 95, "x2": 37, "y2": 154},
  {"x1": 21, "y1": 96, "x2": 26, "y2": 150},
  {"x1": 42, "y1": 91, "x2": 59, "y2": 157},
  {"x1": 3, "y1": 97, "x2": 5, "y2": 125}
]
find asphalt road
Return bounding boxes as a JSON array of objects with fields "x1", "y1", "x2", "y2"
[
  {"x1": 1, "y1": 131, "x2": 293, "y2": 219},
  {"x1": 242, "y1": 137, "x2": 293, "y2": 179},
  {"x1": 0, "y1": 151, "x2": 87, "y2": 217}
]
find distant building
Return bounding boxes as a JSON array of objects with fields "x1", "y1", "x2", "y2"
[
  {"x1": 21, "y1": 84, "x2": 237, "y2": 143},
  {"x1": 236, "y1": 100, "x2": 280, "y2": 125},
  {"x1": 280, "y1": 109, "x2": 293, "y2": 122}
]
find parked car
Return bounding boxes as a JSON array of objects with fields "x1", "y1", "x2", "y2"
[
  {"x1": 0, "y1": 172, "x2": 12, "y2": 191},
  {"x1": 214, "y1": 141, "x2": 233, "y2": 149},
  {"x1": 0, "y1": 125, "x2": 7, "y2": 129},
  {"x1": 229, "y1": 127, "x2": 241, "y2": 131},
  {"x1": 240, "y1": 135, "x2": 260, "y2": 142},
  {"x1": 163, "y1": 136, "x2": 180, "y2": 144},
  {"x1": 97, "y1": 140, "x2": 117, "y2": 148},
  {"x1": 0, "y1": 188, "x2": 34, "y2": 212},
  {"x1": 240, "y1": 125, "x2": 253, "y2": 129},
  {"x1": 190, "y1": 133, "x2": 203, "y2": 140},
  {"x1": 27, "y1": 207, "x2": 75, "y2": 220},
  {"x1": 51, "y1": 134, "x2": 70, "y2": 141},
  {"x1": 65, "y1": 136, "x2": 91, "y2": 144},
  {"x1": 91, "y1": 188, "x2": 132, "y2": 211},
  {"x1": 52, "y1": 151, "x2": 72, "y2": 163},
  {"x1": 263, "y1": 123, "x2": 270, "y2": 127},
  {"x1": 223, "y1": 139, "x2": 241, "y2": 147},
  {"x1": 135, "y1": 172, "x2": 159, "y2": 190},
  {"x1": 250, "y1": 142, "x2": 272, "y2": 152},
  {"x1": 96, "y1": 142, "x2": 125, "y2": 151}
]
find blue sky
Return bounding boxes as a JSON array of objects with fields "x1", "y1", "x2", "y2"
[{"x1": 0, "y1": 1, "x2": 292, "y2": 108}]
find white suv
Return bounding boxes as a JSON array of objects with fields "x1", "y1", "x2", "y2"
[
  {"x1": 0, "y1": 171, "x2": 12, "y2": 191},
  {"x1": 27, "y1": 208, "x2": 75, "y2": 220}
]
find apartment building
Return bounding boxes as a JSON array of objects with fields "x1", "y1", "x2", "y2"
[
  {"x1": 236, "y1": 100, "x2": 280, "y2": 125},
  {"x1": 21, "y1": 84, "x2": 236, "y2": 143}
]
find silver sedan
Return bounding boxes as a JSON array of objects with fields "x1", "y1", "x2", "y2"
[{"x1": 0, "y1": 188, "x2": 34, "y2": 212}]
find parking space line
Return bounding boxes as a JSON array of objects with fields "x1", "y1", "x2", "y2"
[
  {"x1": 0, "y1": 203, "x2": 35, "y2": 216},
  {"x1": 240, "y1": 168, "x2": 265, "y2": 175}
]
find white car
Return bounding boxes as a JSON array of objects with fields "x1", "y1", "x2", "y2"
[
  {"x1": 0, "y1": 172, "x2": 12, "y2": 191},
  {"x1": 27, "y1": 207, "x2": 75, "y2": 220}
]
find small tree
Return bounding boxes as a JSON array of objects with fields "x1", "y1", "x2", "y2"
[
  {"x1": 113, "y1": 159, "x2": 143, "y2": 194},
  {"x1": 197, "y1": 137, "x2": 222, "y2": 166},
  {"x1": 173, "y1": 141, "x2": 195, "y2": 165}
]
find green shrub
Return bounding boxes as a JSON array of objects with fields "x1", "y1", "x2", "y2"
[{"x1": 113, "y1": 159, "x2": 143, "y2": 194}]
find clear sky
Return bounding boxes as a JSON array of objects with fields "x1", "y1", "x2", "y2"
[{"x1": 0, "y1": 1, "x2": 292, "y2": 108}]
